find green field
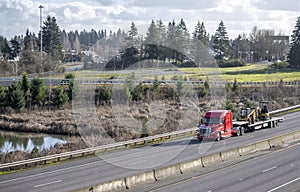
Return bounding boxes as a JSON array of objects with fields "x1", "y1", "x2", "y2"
[
  {"x1": 179, "y1": 64, "x2": 300, "y2": 82},
  {"x1": 53, "y1": 64, "x2": 300, "y2": 82}
]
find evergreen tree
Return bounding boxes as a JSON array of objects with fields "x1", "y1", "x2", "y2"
[
  {"x1": 193, "y1": 20, "x2": 209, "y2": 46},
  {"x1": 127, "y1": 22, "x2": 138, "y2": 47},
  {"x1": 192, "y1": 20, "x2": 209, "y2": 66},
  {"x1": 0, "y1": 83, "x2": 6, "y2": 112},
  {"x1": 30, "y1": 78, "x2": 45, "y2": 106},
  {"x1": 166, "y1": 20, "x2": 177, "y2": 63},
  {"x1": 176, "y1": 18, "x2": 190, "y2": 62},
  {"x1": 153, "y1": 75, "x2": 161, "y2": 92},
  {"x1": 52, "y1": 86, "x2": 68, "y2": 108},
  {"x1": 0, "y1": 36, "x2": 11, "y2": 60},
  {"x1": 65, "y1": 73, "x2": 78, "y2": 101},
  {"x1": 41, "y1": 16, "x2": 63, "y2": 61},
  {"x1": 288, "y1": 16, "x2": 300, "y2": 68},
  {"x1": 20, "y1": 72, "x2": 31, "y2": 107},
  {"x1": 144, "y1": 20, "x2": 159, "y2": 60},
  {"x1": 20, "y1": 72, "x2": 30, "y2": 95},
  {"x1": 10, "y1": 36, "x2": 21, "y2": 60},
  {"x1": 24, "y1": 29, "x2": 38, "y2": 52},
  {"x1": 224, "y1": 98, "x2": 235, "y2": 115},
  {"x1": 7, "y1": 81, "x2": 25, "y2": 112},
  {"x1": 21, "y1": 30, "x2": 39, "y2": 73},
  {"x1": 213, "y1": 21, "x2": 229, "y2": 64},
  {"x1": 141, "y1": 117, "x2": 149, "y2": 138},
  {"x1": 157, "y1": 20, "x2": 166, "y2": 45},
  {"x1": 156, "y1": 19, "x2": 166, "y2": 61}
]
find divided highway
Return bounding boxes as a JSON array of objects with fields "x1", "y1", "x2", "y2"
[
  {"x1": 139, "y1": 142, "x2": 300, "y2": 192},
  {"x1": 0, "y1": 111, "x2": 299, "y2": 192}
]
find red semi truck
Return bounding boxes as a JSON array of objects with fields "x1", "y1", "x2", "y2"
[{"x1": 197, "y1": 110, "x2": 284, "y2": 141}]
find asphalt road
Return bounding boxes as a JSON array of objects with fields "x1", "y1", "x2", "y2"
[
  {"x1": 0, "y1": 111, "x2": 299, "y2": 192},
  {"x1": 144, "y1": 142, "x2": 300, "y2": 192}
]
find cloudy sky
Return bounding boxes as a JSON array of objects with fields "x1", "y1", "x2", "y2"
[{"x1": 0, "y1": 0, "x2": 299, "y2": 39}]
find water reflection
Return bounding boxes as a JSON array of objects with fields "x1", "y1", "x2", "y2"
[{"x1": 0, "y1": 131, "x2": 67, "y2": 153}]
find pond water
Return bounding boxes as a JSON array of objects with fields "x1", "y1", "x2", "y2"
[{"x1": 0, "y1": 131, "x2": 68, "y2": 153}]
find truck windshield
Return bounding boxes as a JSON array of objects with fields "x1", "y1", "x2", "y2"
[{"x1": 203, "y1": 118, "x2": 221, "y2": 124}]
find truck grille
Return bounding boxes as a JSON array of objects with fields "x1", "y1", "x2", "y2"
[{"x1": 200, "y1": 127, "x2": 210, "y2": 135}]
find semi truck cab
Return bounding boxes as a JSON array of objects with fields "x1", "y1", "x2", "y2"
[{"x1": 197, "y1": 110, "x2": 238, "y2": 141}]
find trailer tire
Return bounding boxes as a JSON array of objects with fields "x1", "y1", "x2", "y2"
[{"x1": 240, "y1": 127, "x2": 245, "y2": 135}]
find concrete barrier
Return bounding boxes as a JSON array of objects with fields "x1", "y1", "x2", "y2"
[
  {"x1": 292, "y1": 130, "x2": 300, "y2": 141},
  {"x1": 201, "y1": 152, "x2": 222, "y2": 167},
  {"x1": 74, "y1": 130, "x2": 300, "y2": 192},
  {"x1": 125, "y1": 171, "x2": 155, "y2": 189},
  {"x1": 255, "y1": 140, "x2": 270, "y2": 151},
  {"x1": 281, "y1": 133, "x2": 295, "y2": 144},
  {"x1": 268, "y1": 136, "x2": 283, "y2": 147},
  {"x1": 221, "y1": 148, "x2": 240, "y2": 161},
  {"x1": 238, "y1": 143, "x2": 256, "y2": 156},
  {"x1": 74, "y1": 178, "x2": 126, "y2": 192},
  {"x1": 180, "y1": 158, "x2": 202, "y2": 174},
  {"x1": 154, "y1": 164, "x2": 181, "y2": 181}
]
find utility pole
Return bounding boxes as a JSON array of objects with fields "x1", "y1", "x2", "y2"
[{"x1": 39, "y1": 5, "x2": 43, "y2": 67}]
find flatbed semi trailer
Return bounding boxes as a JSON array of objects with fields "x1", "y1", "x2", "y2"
[{"x1": 197, "y1": 110, "x2": 284, "y2": 141}]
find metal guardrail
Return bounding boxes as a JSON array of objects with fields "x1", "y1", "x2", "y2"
[
  {"x1": 0, "y1": 104, "x2": 300, "y2": 171},
  {"x1": 0, "y1": 128, "x2": 197, "y2": 171},
  {"x1": 1, "y1": 78, "x2": 299, "y2": 87},
  {"x1": 59, "y1": 79, "x2": 300, "y2": 86},
  {"x1": 269, "y1": 104, "x2": 300, "y2": 115}
]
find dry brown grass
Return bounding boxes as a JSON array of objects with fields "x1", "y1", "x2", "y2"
[{"x1": 0, "y1": 84, "x2": 298, "y2": 162}]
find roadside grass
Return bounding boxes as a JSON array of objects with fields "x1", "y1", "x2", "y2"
[
  {"x1": 48, "y1": 64, "x2": 300, "y2": 82},
  {"x1": 179, "y1": 64, "x2": 300, "y2": 82}
]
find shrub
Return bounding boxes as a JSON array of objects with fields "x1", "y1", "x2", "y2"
[
  {"x1": 140, "y1": 117, "x2": 149, "y2": 138},
  {"x1": 95, "y1": 85, "x2": 111, "y2": 105},
  {"x1": 219, "y1": 59, "x2": 246, "y2": 67},
  {"x1": 132, "y1": 82, "x2": 144, "y2": 101},
  {"x1": 271, "y1": 61, "x2": 289, "y2": 69}
]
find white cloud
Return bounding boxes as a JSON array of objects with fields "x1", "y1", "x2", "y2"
[
  {"x1": 0, "y1": 0, "x2": 298, "y2": 39},
  {"x1": 253, "y1": 0, "x2": 300, "y2": 12}
]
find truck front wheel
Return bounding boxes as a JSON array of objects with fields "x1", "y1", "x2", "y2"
[
  {"x1": 235, "y1": 129, "x2": 240, "y2": 136},
  {"x1": 216, "y1": 132, "x2": 221, "y2": 141}
]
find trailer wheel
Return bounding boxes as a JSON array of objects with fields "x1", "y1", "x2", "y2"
[
  {"x1": 240, "y1": 127, "x2": 245, "y2": 135},
  {"x1": 216, "y1": 132, "x2": 221, "y2": 141}
]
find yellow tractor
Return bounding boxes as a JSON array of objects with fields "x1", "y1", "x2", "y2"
[
  {"x1": 238, "y1": 107, "x2": 260, "y2": 124},
  {"x1": 259, "y1": 101, "x2": 271, "y2": 120}
]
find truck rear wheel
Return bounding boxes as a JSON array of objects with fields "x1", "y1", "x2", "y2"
[{"x1": 240, "y1": 127, "x2": 245, "y2": 135}]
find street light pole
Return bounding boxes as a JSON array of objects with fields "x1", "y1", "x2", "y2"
[{"x1": 39, "y1": 5, "x2": 43, "y2": 67}]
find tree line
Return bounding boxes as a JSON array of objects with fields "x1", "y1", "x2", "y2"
[
  {"x1": 0, "y1": 73, "x2": 78, "y2": 112},
  {"x1": 0, "y1": 16, "x2": 299, "y2": 77}
]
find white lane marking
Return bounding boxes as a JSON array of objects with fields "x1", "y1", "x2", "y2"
[
  {"x1": 128, "y1": 160, "x2": 147, "y2": 166},
  {"x1": 267, "y1": 177, "x2": 300, "y2": 192},
  {"x1": 0, "y1": 160, "x2": 101, "y2": 184},
  {"x1": 34, "y1": 180, "x2": 62, "y2": 188},
  {"x1": 0, "y1": 138, "x2": 191, "y2": 184},
  {"x1": 262, "y1": 166, "x2": 277, "y2": 173}
]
